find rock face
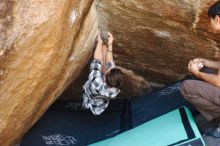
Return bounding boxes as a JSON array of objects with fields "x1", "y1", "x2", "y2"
[
  {"x1": 0, "y1": 0, "x2": 98, "y2": 145},
  {"x1": 96, "y1": 0, "x2": 220, "y2": 84}
]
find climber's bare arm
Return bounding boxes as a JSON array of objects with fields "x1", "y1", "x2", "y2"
[
  {"x1": 106, "y1": 32, "x2": 114, "y2": 64},
  {"x1": 101, "y1": 45, "x2": 108, "y2": 73},
  {"x1": 94, "y1": 33, "x2": 103, "y2": 63}
]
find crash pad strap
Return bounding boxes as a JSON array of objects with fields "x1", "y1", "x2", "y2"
[{"x1": 168, "y1": 107, "x2": 196, "y2": 146}]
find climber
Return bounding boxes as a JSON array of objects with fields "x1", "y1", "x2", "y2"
[
  {"x1": 180, "y1": 1, "x2": 220, "y2": 138},
  {"x1": 82, "y1": 31, "x2": 123, "y2": 115}
]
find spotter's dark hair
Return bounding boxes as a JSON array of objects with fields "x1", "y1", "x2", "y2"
[{"x1": 208, "y1": 1, "x2": 220, "y2": 18}]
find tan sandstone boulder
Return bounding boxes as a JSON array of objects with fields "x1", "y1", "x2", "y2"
[
  {"x1": 0, "y1": 0, "x2": 98, "y2": 145},
  {"x1": 96, "y1": 0, "x2": 220, "y2": 85}
]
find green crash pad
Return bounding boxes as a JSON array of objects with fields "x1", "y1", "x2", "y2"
[{"x1": 89, "y1": 107, "x2": 205, "y2": 146}]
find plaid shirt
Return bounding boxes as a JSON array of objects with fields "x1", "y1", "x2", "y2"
[{"x1": 82, "y1": 59, "x2": 120, "y2": 115}]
